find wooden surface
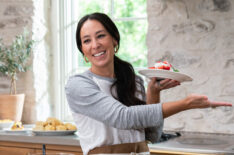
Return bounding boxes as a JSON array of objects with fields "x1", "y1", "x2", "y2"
[
  {"x1": 0, "y1": 141, "x2": 82, "y2": 155},
  {"x1": 0, "y1": 146, "x2": 36, "y2": 155},
  {"x1": 0, "y1": 141, "x2": 222, "y2": 155},
  {"x1": 150, "y1": 149, "x2": 223, "y2": 155}
]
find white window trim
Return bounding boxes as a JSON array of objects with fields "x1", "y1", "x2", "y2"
[
  {"x1": 51, "y1": 0, "x2": 61, "y2": 120},
  {"x1": 51, "y1": 0, "x2": 81, "y2": 121}
]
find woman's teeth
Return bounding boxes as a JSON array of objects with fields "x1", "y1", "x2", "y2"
[{"x1": 94, "y1": 51, "x2": 105, "y2": 57}]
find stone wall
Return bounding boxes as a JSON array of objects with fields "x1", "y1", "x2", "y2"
[{"x1": 147, "y1": 0, "x2": 234, "y2": 134}]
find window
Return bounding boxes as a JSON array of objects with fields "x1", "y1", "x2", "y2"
[{"x1": 53, "y1": 0, "x2": 147, "y2": 121}]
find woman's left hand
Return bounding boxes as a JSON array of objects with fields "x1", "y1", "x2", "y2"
[
  {"x1": 146, "y1": 78, "x2": 180, "y2": 104},
  {"x1": 148, "y1": 77, "x2": 180, "y2": 93}
]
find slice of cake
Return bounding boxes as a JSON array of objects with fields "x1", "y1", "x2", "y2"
[{"x1": 149, "y1": 61, "x2": 179, "y2": 72}]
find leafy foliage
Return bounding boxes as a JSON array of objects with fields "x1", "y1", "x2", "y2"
[{"x1": 0, "y1": 29, "x2": 35, "y2": 94}]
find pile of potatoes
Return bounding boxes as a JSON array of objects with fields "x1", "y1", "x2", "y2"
[{"x1": 33, "y1": 117, "x2": 77, "y2": 131}]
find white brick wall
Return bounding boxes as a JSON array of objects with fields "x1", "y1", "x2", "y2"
[{"x1": 147, "y1": 0, "x2": 234, "y2": 134}]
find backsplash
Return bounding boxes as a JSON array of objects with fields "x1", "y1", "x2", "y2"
[{"x1": 147, "y1": 0, "x2": 234, "y2": 134}]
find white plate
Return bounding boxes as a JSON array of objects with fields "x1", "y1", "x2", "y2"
[
  {"x1": 0, "y1": 122, "x2": 14, "y2": 129},
  {"x1": 32, "y1": 130, "x2": 77, "y2": 136},
  {"x1": 138, "y1": 69, "x2": 193, "y2": 82},
  {"x1": 3, "y1": 128, "x2": 31, "y2": 134}
]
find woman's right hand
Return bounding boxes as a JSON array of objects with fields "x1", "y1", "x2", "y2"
[
  {"x1": 184, "y1": 94, "x2": 232, "y2": 109},
  {"x1": 162, "y1": 94, "x2": 232, "y2": 118}
]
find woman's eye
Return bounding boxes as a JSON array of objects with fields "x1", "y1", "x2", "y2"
[
  {"x1": 97, "y1": 34, "x2": 105, "y2": 39},
  {"x1": 83, "y1": 39, "x2": 90, "y2": 44}
]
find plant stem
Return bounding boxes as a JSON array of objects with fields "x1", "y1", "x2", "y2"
[
  {"x1": 10, "y1": 78, "x2": 13, "y2": 95},
  {"x1": 14, "y1": 76, "x2": 16, "y2": 94},
  {"x1": 10, "y1": 73, "x2": 17, "y2": 95}
]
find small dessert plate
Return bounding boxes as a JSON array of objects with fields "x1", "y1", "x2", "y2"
[
  {"x1": 138, "y1": 69, "x2": 193, "y2": 82},
  {"x1": 3, "y1": 128, "x2": 31, "y2": 134}
]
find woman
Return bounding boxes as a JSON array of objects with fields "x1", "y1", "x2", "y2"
[{"x1": 65, "y1": 12, "x2": 232, "y2": 155}]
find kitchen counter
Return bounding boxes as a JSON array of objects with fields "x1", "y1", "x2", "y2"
[
  {"x1": 150, "y1": 131, "x2": 234, "y2": 155},
  {"x1": 0, "y1": 130, "x2": 82, "y2": 155},
  {"x1": 0, "y1": 130, "x2": 80, "y2": 146},
  {"x1": 1, "y1": 130, "x2": 234, "y2": 154}
]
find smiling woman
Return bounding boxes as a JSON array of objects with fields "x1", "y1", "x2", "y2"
[
  {"x1": 66, "y1": 12, "x2": 154, "y2": 155},
  {"x1": 54, "y1": 0, "x2": 147, "y2": 121}
]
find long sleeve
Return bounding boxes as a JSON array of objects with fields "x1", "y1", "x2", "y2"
[{"x1": 65, "y1": 73, "x2": 163, "y2": 130}]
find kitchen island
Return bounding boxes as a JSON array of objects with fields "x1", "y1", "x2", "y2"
[{"x1": 0, "y1": 130, "x2": 233, "y2": 155}]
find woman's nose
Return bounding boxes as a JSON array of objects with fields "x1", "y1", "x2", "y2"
[{"x1": 91, "y1": 39, "x2": 100, "y2": 49}]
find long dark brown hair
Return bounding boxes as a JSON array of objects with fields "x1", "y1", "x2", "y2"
[{"x1": 76, "y1": 12, "x2": 145, "y2": 106}]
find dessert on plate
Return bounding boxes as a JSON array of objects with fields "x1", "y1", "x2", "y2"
[
  {"x1": 138, "y1": 61, "x2": 193, "y2": 82},
  {"x1": 11, "y1": 121, "x2": 24, "y2": 130},
  {"x1": 148, "y1": 61, "x2": 179, "y2": 72}
]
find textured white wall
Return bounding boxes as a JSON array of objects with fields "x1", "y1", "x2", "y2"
[{"x1": 147, "y1": 0, "x2": 234, "y2": 134}]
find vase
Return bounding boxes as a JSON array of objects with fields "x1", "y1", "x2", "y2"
[{"x1": 0, "y1": 94, "x2": 25, "y2": 121}]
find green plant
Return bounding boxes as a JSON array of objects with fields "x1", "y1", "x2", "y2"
[{"x1": 0, "y1": 29, "x2": 35, "y2": 95}]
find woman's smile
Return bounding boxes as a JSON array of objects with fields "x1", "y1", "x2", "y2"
[{"x1": 93, "y1": 51, "x2": 106, "y2": 57}]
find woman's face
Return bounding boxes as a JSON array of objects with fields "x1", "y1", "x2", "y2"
[{"x1": 80, "y1": 19, "x2": 117, "y2": 71}]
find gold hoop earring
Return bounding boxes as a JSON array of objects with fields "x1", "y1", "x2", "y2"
[
  {"x1": 84, "y1": 56, "x2": 89, "y2": 63},
  {"x1": 114, "y1": 46, "x2": 118, "y2": 53}
]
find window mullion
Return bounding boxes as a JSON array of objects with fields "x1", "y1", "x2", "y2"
[
  {"x1": 62, "y1": 0, "x2": 68, "y2": 121},
  {"x1": 57, "y1": 0, "x2": 66, "y2": 120},
  {"x1": 110, "y1": 0, "x2": 114, "y2": 18}
]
